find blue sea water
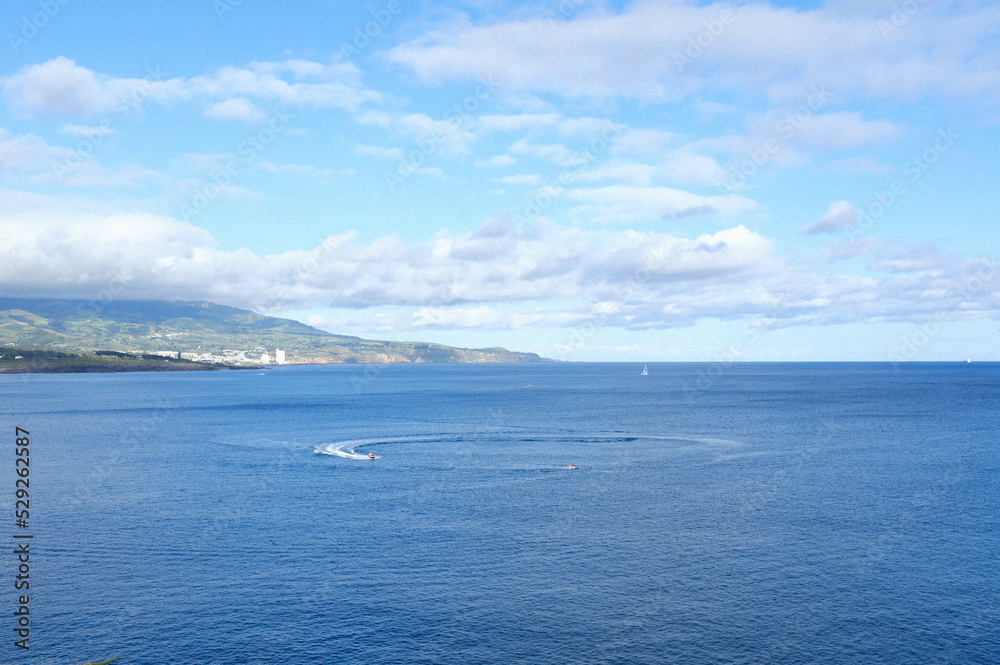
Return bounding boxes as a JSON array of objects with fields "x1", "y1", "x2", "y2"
[{"x1": 1, "y1": 362, "x2": 998, "y2": 664}]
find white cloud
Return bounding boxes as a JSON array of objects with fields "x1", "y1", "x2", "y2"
[
  {"x1": 0, "y1": 202, "x2": 777, "y2": 312},
  {"x1": 387, "y1": 4, "x2": 686, "y2": 100},
  {"x1": 801, "y1": 201, "x2": 861, "y2": 235},
  {"x1": 692, "y1": 101, "x2": 738, "y2": 121},
  {"x1": 825, "y1": 236, "x2": 881, "y2": 260},
  {"x1": 255, "y1": 161, "x2": 351, "y2": 179},
  {"x1": 353, "y1": 144, "x2": 405, "y2": 160},
  {"x1": 498, "y1": 173, "x2": 544, "y2": 186},
  {"x1": 387, "y1": 1, "x2": 1000, "y2": 110},
  {"x1": 0, "y1": 211, "x2": 215, "y2": 297},
  {"x1": 0, "y1": 129, "x2": 165, "y2": 189},
  {"x1": 0, "y1": 129, "x2": 64, "y2": 172},
  {"x1": 1, "y1": 57, "x2": 380, "y2": 120},
  {"x1": 612, "y1": 128, "x2": 677, "y2": 156},
  {"x1": 394, "y1": 113, "x2": 478, "y2": 157},
  {"x1": 32, "y1": 161, "x2": 166, "y2": 188},
  {"x1": 798, "y1": 112, "x2": 905, "y2": 150},
  {"x1": 203, "y1": 97, "x2": 266, "y2": 123},
  {"x1": 59, "y1": 123, "x2": 115, "y2": 136},
  {"x1": 566, "y1": 185, "x2": 758, "y2": 223},
  {"x1": 357, "y1": 112, "x2": 477, "y2": 158},
  {"x1": 590, "y1": 301, "x2": 623, "y2": 315},
  {"x1": 869, "y1": 242, "x2": 957, "y2": 273},
  {"x1": 474, "y1": 154, "x2": 517, "y2": 168},
  {"x1": 509, "y1": 139, "x2": 589, "y2": 166},
  {"x1": 411, "y1": 306, "x2": 583, "y2": 330},
  {"x1": 183, "y1": 60, "x2": 381, "y2": 111},
  {"x1": 555, "y1": 117, "x2": 622, "y2": 138},
  {"x1": 478, "y1": 113, "x2": 561, "y2": 132},
  {"x1": 656, "y1": 151, "x2": 730, "y2": 187},
  {"x1": 406, "y1": 166, "x2": 446, "y2": 179},
  {"x1": 174, "y1": 152, "x2": 231, "y2": 173},
  {"x1": 572, "y1": 162, "x2": 655, "y2": 187},
  {"x1": 586, "y1": 225, "x2": 777, "y2": 282},
  {"x1": 2, "y1": 58, "x2": 182, "y2": 119},
  {"x1": 1, "y1": 202, "x2": 996, "y2": 331},
  {"x1": 748, "y1": 111, "x2": 906, "y2": 151},
  {"x1": 356, "y1": 111, "x2": 392, "y2": 127},
  {"x1": 821, "y1": 155, "x2": 895, "y2": 174}
]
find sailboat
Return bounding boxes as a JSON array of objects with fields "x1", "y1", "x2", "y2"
[{"x1": 641, "y1": 365, "x2": 648, "y2": 376}]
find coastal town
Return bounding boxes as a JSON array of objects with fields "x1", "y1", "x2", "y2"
[{"x1": 146, "y1": 348, "x2": 288, "y2": 365}]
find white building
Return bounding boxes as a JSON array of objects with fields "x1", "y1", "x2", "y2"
[
  {"x1": 275, "y1": 349, "x2": 286, "y2": 364},
  {"x1": 260, "y1": 353, "x2": 270, "y2": 364}
]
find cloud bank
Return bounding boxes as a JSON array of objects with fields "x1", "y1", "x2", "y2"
[{"x1": 1, "y1": 200, "x2": 996, "y2": 332}]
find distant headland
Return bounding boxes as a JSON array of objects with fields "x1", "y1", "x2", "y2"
[{"x1": 0, "y1": 298, "x2": 550, "y2": 372}]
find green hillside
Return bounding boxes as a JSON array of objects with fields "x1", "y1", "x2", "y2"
[
  {"x1": 0, "y1": 298, "x2": 549, "y2": 364},
  {"x1": 0, "y1": 346, "x2": 240, "y2": 373}
]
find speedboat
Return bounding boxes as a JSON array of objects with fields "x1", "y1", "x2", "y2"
[
  {"x1": 566, "y1": 463, "x2": 579, "y2": 470},
  {"x1": 368, "y1": 452, "x2": 377, "y2": 460}
]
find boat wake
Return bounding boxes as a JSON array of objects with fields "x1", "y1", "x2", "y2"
[
  {"x1": 314, "y1": 435, "x2": 458, "y2": 460},
  {"x1": 318, "y1": 446, "x2": 378, "y2": 460},
  {"x1": 314, "y1": 432, "x2": 741, "y2": 461}
]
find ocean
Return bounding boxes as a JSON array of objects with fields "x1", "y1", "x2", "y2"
[{"x1": 1, "y1": 362, "x2": 997, "y2": 664}]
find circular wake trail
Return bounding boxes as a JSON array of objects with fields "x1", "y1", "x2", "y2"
[
  {"x1": 314, "y1": 432, "x2": 740, "y2": 460},
  {"x1": 314, "y1": 434, "x2": 455, "y2": 460}
]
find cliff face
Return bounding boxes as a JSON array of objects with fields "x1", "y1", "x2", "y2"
[{"x1": 0, "y1": 298, "x2": 550, "y2": 364}]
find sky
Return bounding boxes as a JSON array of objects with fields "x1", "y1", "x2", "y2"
[{"x1": 0, "y1": 0, "x2": 998, "y2": 361}]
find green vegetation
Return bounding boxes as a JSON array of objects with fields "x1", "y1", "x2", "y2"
[
  {"x1": 0, "y1": 298, "x2": 549, "y2": 365},
  {"x1": 0, "y1": 346, "x2": 239, "y2": 374}
]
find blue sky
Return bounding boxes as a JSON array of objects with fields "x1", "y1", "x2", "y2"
[{"x1": 1, "y1": 0, "x2": 998, "y2": 361}]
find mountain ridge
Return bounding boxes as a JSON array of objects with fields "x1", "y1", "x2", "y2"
[{"x1": 0, "y1": 298, "x2": 550, "y2": 364}]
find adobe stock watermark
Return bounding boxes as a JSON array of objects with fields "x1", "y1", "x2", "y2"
[
  {"x1": 673, "y1": 0, "x2": 748, "y2": 73},
  {"x1": 887, "y1": 259, "x2": 998, "y2": 367},
  {"x1": 52, "y1": 66, "x2": 168, "y2": 183},
  {"x1": 7, "y1": 0, "x2": 71, "y2": 53},
  {"x1": 552, "y1": 222, "x2": 659, "y2": 360},
  {"x1": 843, "y1": 127, "x2": 958, "y2": 242},
  {"x1": 251, "y1": 241, "x2": 471, "y2": 392},
  {"x1": 384, "y1": 78, "x2": 498, "y2": 192},
  {"x1": 739, "y1": 418, "x2": 840, "y2": 518},
  {"x1": 254, "y1": 237, "x2": 345, "y2": 312},
  {"x1": 213, "y1": 0, "x2": 253, "y2": 20},
  {"x1": 542, "y1": 0, "x2": 589, "y2": 28},
  {"x1": 511, "y1": 121, "x2": 625, "y2": 225},
  {"x1": 878, "y1": 0, "x2": 928, "y2": 39},
  {"x1": 681, "y1": 297, "x2": 793, "y2": 401},
  {"x1": 336, "y1": 0, "x2": 404, "y2": 59},
  {"x1": 346, "y1": 280, "x2": 469, "y2": 393},
  {"x1": 717, "y1": 84, "x2": 832, "y2": 193},
  {"x1": 63, "y1": 398, "x2": 175, "y2": 512},
  {"x1": 57, "y1": 265, "x2": 141, "y2": 335},
  {"x1": 179, "y1": 107, "x2": 294, "y2": 221}
]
